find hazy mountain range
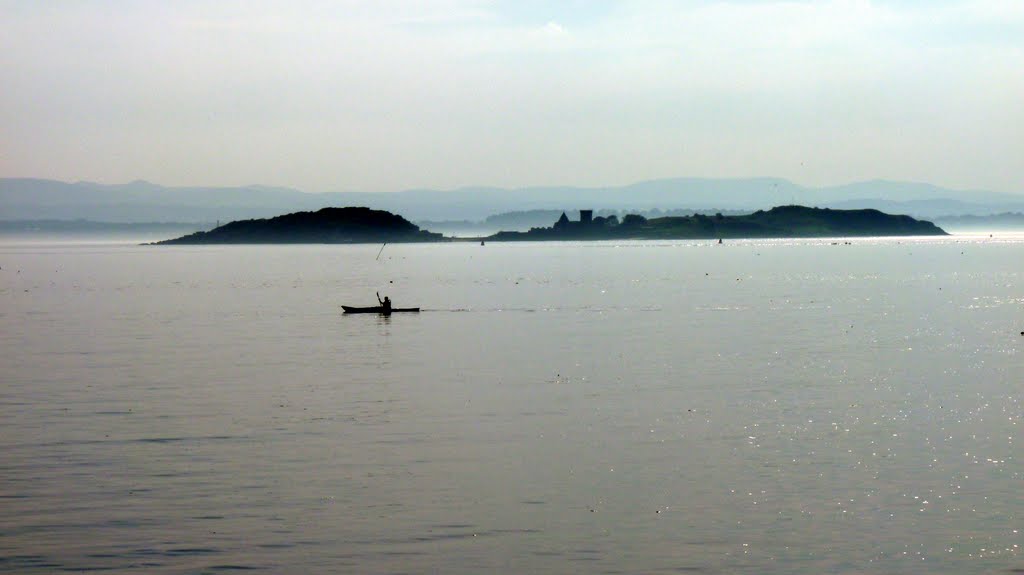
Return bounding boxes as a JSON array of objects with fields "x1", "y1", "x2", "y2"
[{"x1": 2, "y1": 177, "x2": 1023, "y2": 224}]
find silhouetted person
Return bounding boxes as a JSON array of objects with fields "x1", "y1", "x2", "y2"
[{"x1": 377, "y1": 292, "x2": 392, "y2": 313}]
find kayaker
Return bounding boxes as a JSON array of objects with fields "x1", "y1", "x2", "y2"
[{"x1": 377, "y1": 292, "x2": 392, "y2": 313}]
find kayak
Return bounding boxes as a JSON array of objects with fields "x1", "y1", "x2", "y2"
[
  {"x1": 342, "y1": 305, "x2": 420, "y2": 314},
  {"x1": 342, "y1": 304, "x2": 417, "y2": 313}
]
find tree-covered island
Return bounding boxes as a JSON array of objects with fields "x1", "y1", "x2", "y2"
[
  {"x1": 154, "y1": 207, "x2": 443, "y2": 244},
  {"x1": 154, "y1": 205, "x2": 945, "y2": 244}
]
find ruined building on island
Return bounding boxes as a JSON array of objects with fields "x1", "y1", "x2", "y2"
[{"x1": 553, "y1": 209, "x2": 619, "y2": 232}]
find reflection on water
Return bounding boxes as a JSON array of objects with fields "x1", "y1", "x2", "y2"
[{"x1": 0, "y1": 236, "x2": 1021, "y2": 573}]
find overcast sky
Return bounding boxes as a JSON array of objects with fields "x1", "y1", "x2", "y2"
[{"x1": 2, "y1": 1, "x2": 1021, "y2": 193}]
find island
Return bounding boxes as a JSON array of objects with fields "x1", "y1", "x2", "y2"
[
  {"x1": 485, "y1": 206, "x2": 947, "y2": 241},
  {"x1": 154, "y1": 207, "x2": 444, "y2": 244},
  {"x1": 153, "y1": 205, "x2": 946, "y2": 245}
]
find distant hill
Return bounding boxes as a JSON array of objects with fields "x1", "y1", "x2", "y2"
[
  {"x1": 156, "y1": 207, "x2": 443, "y2": 245},
  {"x1": 420, "y1": 207, "x2": 761, "y2": 236},
  {"x1": 933, "y1": 212, "x2": 1024, "y2": 231},
  {"x1": 0, "y1": 178, "x2": 320, "y2": 222},
  {"x1": 3, "y1": 177, "x2": 1022, "y2": 222},
  {"x1": 0, "y1": 219, "x2": 208, "y2": 237}
]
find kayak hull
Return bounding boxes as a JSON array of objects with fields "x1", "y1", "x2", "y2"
[{"x1": 342, "y1": 306, "x2": 420, "y2": 314}]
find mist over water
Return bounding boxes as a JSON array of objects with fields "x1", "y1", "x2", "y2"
[{"x1": 1, "y1": 235, "x2": 1021, "y2": 573}]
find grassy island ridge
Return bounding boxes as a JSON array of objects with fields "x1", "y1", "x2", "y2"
[
  {"x1": 154, "y1": 205, "x2": 946, "y2": 244},
  {"x1": 486, "y1": 205, "x2": 947, "y2": 240}
]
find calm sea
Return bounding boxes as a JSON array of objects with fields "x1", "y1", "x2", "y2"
[{"x1": 1, "y1": 235, "x2": 1021, "y2": 574}]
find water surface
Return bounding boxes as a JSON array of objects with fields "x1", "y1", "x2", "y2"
[{"x1": 1, "y1": 235, "x2": 1021, "y2": 573}]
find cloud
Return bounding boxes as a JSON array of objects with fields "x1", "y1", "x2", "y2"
[{"x1": 541, "y1": 21, "x2": 566, "y2": 35}]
